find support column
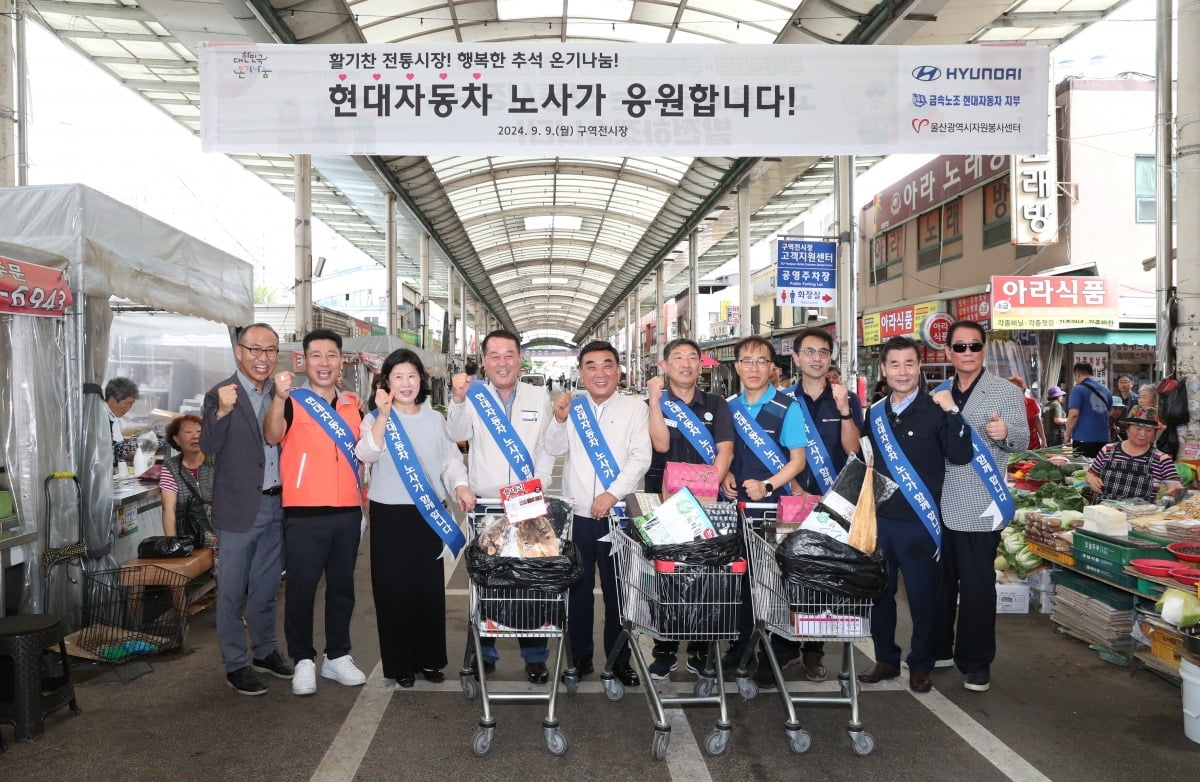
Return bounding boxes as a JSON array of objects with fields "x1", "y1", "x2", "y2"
[
  {"x1": 293, "y1": 155, "x2": 313, "y2": 337},
  {"x1": 632, "y1": 289, "x2": 642, "y2": 387},
  {"x1": 656, "y1": 265, "x2": 665, "y2": 362},
  {"x1": 386, "y1": 194, "x2": 398, "y2": 337},
  {"x1": 625, "y1": 297, "x2": 633, "y2": 378},
  {"x1": 738, "y1": 180, "x2": 752, "y2": 338},
  {"x1": 460, "y1": 282, "x2": 467, "y2": 364},
  {"x1": 1155, "y1": 0, "x2": 1174, "y2": 379},
  {"x1": 1, "y1": 0, "x2": 15, "y2": 188},
  {"x1": 835, "y1": 156, "x2": 859, "y2": 379},
  {"x1": 419, "y1": 233, "x2": 430, "y2": 350},
  {"x1": 1176, "y1": 0, "x2": 1200, "y2": 445},
  {"x1": 446, "y1": 264, "x2": 455, "y2": 356},
  {"x1": 688, "y1": 229, "x2": 700, "y2": 341}
]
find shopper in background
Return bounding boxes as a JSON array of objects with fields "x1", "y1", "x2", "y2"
[
  {"x1": 105, "y1": 376, "x2": 140, "y2": 466},
  {"x1": 1006, "y1": 376, "x2": 1045, "y2": 450},
  {"x1": 357, "y1": 349, "x2": 473, "y2": 689},
  {"x1": 1064, "y1": 362, "x2": 1112, "y2": 458},
  {"x1": 1114, "y1": 374, "x2": 1138, "y2": 409},
  {"x1": 1137, "y1": 384, "x2": 1158, "y2": 409},
  {"x1": 1042, "y1": 387, "x2": 1067, "y2": 447},
  {"x1": 159, "y1": 414, "x2": 215, "y2": 551},
  {"x1": 934, "y1": 322, "x2": 1028, "y2": 694},
  {"x1": 200, "y1": 323, "x2": 292, "y2": 696}
]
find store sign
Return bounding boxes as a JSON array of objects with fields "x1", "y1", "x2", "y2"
[
  {"x1": 862, "y1": 301, "x2": 942, "y2": 346},
  {"x1": 1074, "y1": 350, "x2": 1109, "y2": 385},
  {"x1": 774, "y1": 239, "x2": 836, "y2": 308},
  {"x1": 1111, "y1": 346, "x2": 1155, "y2": 363},
  {"x1": 953, "y1": 292, "x2": 992, "y2": 325},
  {"x1": 873, "y1": 155, "x2": 1008, "y2": 232},
  {"x1": 0, "y1": 255, "x2": 74, "y2": 317},
  {"x1": 922, "y1": 346, "x2": 948, "y2": 364},
  {"x1": 1011, "y1": 154, "x2": 1059, "y2": 245},
  {"x1": 990, "y1": 275, "x2": 1117, "y2": 329},
  {"x1": 920, "y1": 312, "x2": 954, "y2": 350}
]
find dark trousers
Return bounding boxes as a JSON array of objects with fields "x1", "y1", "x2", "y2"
[
  {"x1": 370, "y1": 502, "x2": 446, "y2": 679},
  {"x1": 284, "y1": 507, "x2": 361, "y2": 663},
  {"x1": 871, "y1": 515, "x2": 940, "y2": 671},
  {"x1": 215, "y1": 493, "x2": 284, "y2": 672},
  {"x1": 935, "y1": 527, "x2": 1003, "y2": 675},
  {"x1": 568, "y1": 514, "x2": 628, "y2": 666}
]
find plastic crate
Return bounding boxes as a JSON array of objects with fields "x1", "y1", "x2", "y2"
[
  {"x1": 1051, "y1": 569, "x2": 1139, "y2": 610},
  {"x1": 1072, "y1": 530, "x2": 1174, "y2": 566},
  {"x1": 1072, "y1": 553, "x2": 1141, "y2": 590}
]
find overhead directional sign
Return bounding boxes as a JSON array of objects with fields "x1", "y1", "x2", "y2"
[{"x1": 775, "y1": 239, "x2": 836, "y2": 309}]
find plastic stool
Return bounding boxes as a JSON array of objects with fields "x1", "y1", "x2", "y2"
[{"x1": 0, "y1": 614, "x2": 80, "y2": 751}]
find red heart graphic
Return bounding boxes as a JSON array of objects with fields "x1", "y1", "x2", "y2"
[
  {"x1": 472, "y1": 72, "x2": 482, "y2": 80},
  {"x1": 338, "y1": 73, "x2": 347, "y2": 81},
  {"x1": 405, "y1": 73, "x2": 415, "y2": 80},
  {"x1": 372, "y1": 73, "x2": 381, "y2": 81},
  {"x1": 438, "y1": 72, "x2": 448, "y2": 80},
  {"x1": 911, "y1": 118, "x2": 930, "y2": 132}
]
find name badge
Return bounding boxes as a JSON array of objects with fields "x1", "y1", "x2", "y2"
[{"x1": 521, "y1": 409, "x2": 539, "y2": 422}]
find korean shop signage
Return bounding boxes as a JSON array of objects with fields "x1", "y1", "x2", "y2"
[{"x1": 990, "y1": 276, "x2": 1117, "y2": 329}]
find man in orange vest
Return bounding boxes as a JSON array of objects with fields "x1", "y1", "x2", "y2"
[{"x1": 265, "y1": 329, "x2": 365, "y2": 697}]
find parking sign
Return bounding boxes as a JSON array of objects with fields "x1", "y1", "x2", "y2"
[{"x1": 775, "y1": 239, "x2": 836, "y2": 309}]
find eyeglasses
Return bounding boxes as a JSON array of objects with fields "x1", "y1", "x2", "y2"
[
  {"x1": 799, "y1": 347, "x2": 832, "y2": 358},
  {"x1": 950, "y1": 342, "x2": 984, "y2": 354},
  {"x1": 737, "y1": 357, "x2": 772, "y2": 368},
  {"x1": 239, "y1": 344, "x2": 280, "y2": 358}
]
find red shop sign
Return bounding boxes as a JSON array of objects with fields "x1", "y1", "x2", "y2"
[{"x1": 0, "y1": 255, "x2": 74, "y2": 317}]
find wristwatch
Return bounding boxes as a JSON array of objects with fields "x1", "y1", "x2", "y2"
[
  {"x1": 839, "y1": 412, "x2": 852, "y2": 420},
  {"x1": 763, "y1": 481, "x2": 775, "y2": 494},
  {"x1": 946, "y1": 405, "x2": 960, "y2": 415}
]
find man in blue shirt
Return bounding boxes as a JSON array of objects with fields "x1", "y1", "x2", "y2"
[{"x1": 1064, "y1": 362, "x2": 1113, "y2": 458}]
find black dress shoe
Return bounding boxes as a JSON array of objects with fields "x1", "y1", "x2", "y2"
[
  {"x1": 575, "y1": 657, "x2": 594, "y2": 677},
  {"x1": 397, "y1": 674, "x2": 415, "y2": 688},
  {"x1": 422, "y1": 669, "x2": 445, "y2": 683},
  {"x1": 909, "y1": 669, "x2": 932, "y2": 693},
  {"x1": 468, "y1": 655, "x2": 496, "y2": 677},
  {"x1": 525, "y1": 662, "x2": 549, "y2": 684},
  {"x1": 857, "y1": 661, "x2": 900, "y2": 684},
  {"x1": 613, "y1": 663, "x2": 640, "y2": 687}
]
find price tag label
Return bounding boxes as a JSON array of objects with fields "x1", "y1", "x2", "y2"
[{"x1": 500, "y1": 478, "x2": 548, "y2": 524}]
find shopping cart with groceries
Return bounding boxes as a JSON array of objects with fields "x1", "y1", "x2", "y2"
[
  {"x1": 737, "y1": 502, "x2": 877, "y2": 756},
  {"x1": 603, "y1": 498, "x2": 744, "y2": 760},
  {"x1": 459, "y1": 496, "x2": 579, "y2": 757}
]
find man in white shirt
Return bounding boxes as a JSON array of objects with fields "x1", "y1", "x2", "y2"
[
  {"x1": 447, "y1": 329, "x2": 556, "y2": 683},
  {"x1": 545, "y1": 341, "x2": 651, "y2": 687}
]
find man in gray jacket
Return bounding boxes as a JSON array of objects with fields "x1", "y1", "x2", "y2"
[
  {"x1": 933, "y1": 320, "x2": 1028, "y2": 693},
  {"x1": 200, "y1": 323, "x2": 293, "y2": 695}
]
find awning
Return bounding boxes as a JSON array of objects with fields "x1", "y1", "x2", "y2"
[{"x1": 1055, "y1": 329, "x2": 1156, "y2": 346}]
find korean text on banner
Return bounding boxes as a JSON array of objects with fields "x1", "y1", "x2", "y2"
[
  {"x1": 990, "y1": 276, "x2": 1117, "y2": 330},
  {"x1": 199, "y1": 43, "x2": 1050, "y2": 156},
  {"x1": 776, "y1": 239, "x2": 836, "y2": 309},
  {"x1": 0, "y1": 256, "x2": 74, "y2": 317}
]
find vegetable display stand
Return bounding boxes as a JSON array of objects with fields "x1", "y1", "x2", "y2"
[
  {"x1": 603, "y1": 504, "x2": 743, "y2": 761},
  {"x1": 459, "y1": 498, "x2": 575, "y2": 758},
  {"x1": 736, "y1": 504, "x2": 875, "y2": 757}
]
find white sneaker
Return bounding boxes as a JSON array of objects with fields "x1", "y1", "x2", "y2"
[
  {"x1": 292, "y1": 659, "x2": 317, "y2": 696},
  {"x1": 321, "y1": 654, "x2": 367, "y2": 686},
  {"x1": 934, "y1": 658, "x2": 955, "y2": 669}
]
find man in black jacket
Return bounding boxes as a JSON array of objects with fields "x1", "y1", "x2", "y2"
[{"x1": 858, "y1": 337, "x2": 973, "y2": 693}]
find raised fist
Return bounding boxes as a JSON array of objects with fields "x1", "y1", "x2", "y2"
[
  {"x1": 216, "y1": 383, "x2": 238, "y2": 415},
  {"x1": 554, "y1": 392, "x2": 572, "y2": 423},
  {"x1": 451, "y1": 372, "x2": 471, "y2": 403},
  {"x1": 374, "y1": 387, "x2": 394, "y2": 412},
  {"x1": 646, "y1": 375, "x2": 664, "y2": 402},
  {"x1": 273, "y1": 371, "x2": 294, "y2": 399}
]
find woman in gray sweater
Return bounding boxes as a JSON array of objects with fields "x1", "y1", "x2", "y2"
[{"x1": 356, "y1": 349, "x2": 474, "y2": 688}]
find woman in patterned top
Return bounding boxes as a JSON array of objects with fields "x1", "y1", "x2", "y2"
[
  {"x1": 1085, "y1": 406, "x2": 1181, "y2": 504},
  {"x1": 159, "y1": 414, "x2": 216, "y2": 549}
]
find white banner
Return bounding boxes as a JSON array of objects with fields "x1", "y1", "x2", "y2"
[{"x1": 200, "y1": 43, "x2": 1049, "y2": 156}]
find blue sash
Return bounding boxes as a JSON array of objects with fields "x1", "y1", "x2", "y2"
[
  {"x1": 793, "y1": 395, "x2": 836, "y2": 493},
  {"x1": 383, "y1": 410, "x2": 466, "y2": 557},
  {"x1": 660, "y1": 396, "x2": 716, "y2": 465},
  {"x1": 870, "y1": 399, "x2": 941, "y2": 553},
  {"x1": 466, "y1": 381, "x2": 535, "y2": 482},
  {"x1": 727, "y1": 397, "x2": 790, "y2": 493},
  {"x1": 569, "y1": 398, "x2": 619, "y2": 490},
  {"x1": 290, "y1": 388, "x2": 360, "y2": 488},
  {"x1": 934, "y1": 379, "x2": 1016, "y2": 529}
]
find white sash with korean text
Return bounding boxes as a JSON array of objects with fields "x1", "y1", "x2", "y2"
[
  {"x1": 870, "y1": 399, "x2": 942, "y2": 554},
  {"x1": 934, "y1": 379, "x2": 1016, "y2": 530},
  {"x1": 290, "y1": 388, "x2": 360, "y2": 488},
  {"x1": 383, "y1": 410, "x2": 466, "y2": 558},
  {"x1": 569, "y1": 398, "x2": 619, "y2": 491},
  {"x1": 467, "y1": 381, "x2": 535, "y2": 482}
]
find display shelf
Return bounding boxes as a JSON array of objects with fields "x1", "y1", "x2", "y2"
[
  {"x1": 1133, "y1": 650, "x2": 1182, "y2": 682},
  {"x1": 1055, "y1": 561, "x2": 1160, "y2": 600}
]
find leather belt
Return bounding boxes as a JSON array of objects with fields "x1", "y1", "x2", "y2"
[{"x1": 262, "y1": 486, "x2": 282, "y2": 496}]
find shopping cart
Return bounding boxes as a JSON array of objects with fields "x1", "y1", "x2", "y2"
[
  {"x1": 459, "y1": 498, "x2": 575, "y2": 757},
  {"x1": 603, "y1": 505, "x2": 744, "y2": 760},
  {"x1": 738, "y1": 503, "x2": 875, "y2": 756}
]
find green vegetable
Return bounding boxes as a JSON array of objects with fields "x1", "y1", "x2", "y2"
[
  {"x1": 1001, "y1": 528, "x2": 1025, "y2": 555},
  {"x1": 1028, "y1": 461, "x2": 1064, "y2": 481},
  {"x1": 995, "y1": 554, "x2": 1010, "y2": 571},
  {"x1": 1156, "y1": 588, "x2": 1200, "y2": 629},
  {"x1": 1013, "y1": 548, "x2": 1043, "y2": 572}
]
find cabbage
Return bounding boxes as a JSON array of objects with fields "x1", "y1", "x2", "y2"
[
  {"x1": 1155, "y1": 588, "x2": 1200, "y2": 629},
  {"x1": 1001, "y1": 528, "x2": 1025, "y2": 555},
  {"x1": 1013, "y1": 547, "x2": 1043, "y2": 572}
]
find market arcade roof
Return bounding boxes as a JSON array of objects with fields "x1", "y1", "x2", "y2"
[{"x1": 26, "y1": 0, "x2": 1134, "y2": 342}]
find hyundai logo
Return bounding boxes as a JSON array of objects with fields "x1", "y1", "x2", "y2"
[{"x1": 912, "y1": 66, "x2": 942, "y2": 82}]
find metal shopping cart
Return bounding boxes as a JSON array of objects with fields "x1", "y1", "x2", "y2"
[
  {"x1": 603, "y1": 505, "x2": 744, "y2": 760},
  {"x1": 459, "y1": 498, "x2": 576, "y2": 757},
  {"x1": 738, "y1": 503, "x2": 876, "y2": 756}
]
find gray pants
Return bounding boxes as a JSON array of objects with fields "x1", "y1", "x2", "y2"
[{"x1": 216, "y1": 493, "x2": 285, "y2": 672}]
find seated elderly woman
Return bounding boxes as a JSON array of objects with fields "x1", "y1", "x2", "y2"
[
  {"x1": 1085, "y1": 406, "x2": 1181, "y2": 504},
  {"x1": 158, "y1": 414, "x2": 216, "y2": 550}
]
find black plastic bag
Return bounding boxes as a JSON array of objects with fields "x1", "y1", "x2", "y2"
[
  {"x1": 643, "y1": 531, "x2": 744, "y2": 566},
  {"x1": 1158, "y1": 376, "x2": 1190, "y2": 426},
  {"x1": 136, "y1": 536, "x2": 195, "y2": 559},
  {"x1": 1157, "y1": 425, "x2": 1180, "y2": 458},
  {"x1": 651, "y1": 558, "x2": 744, "y2": 637},
  {"x1": 465, "y1": 538, "x2": 584, "y2": 592},
  {"x1": 775, "y1": 529, "x2": 887, "y2": 599}
]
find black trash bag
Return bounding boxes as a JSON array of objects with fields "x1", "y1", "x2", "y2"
[
  {"x1": 545, "y1": 497, "x2": 572, "y2": 538},
  {"x1": 651, "y1": 558, "x2": 745, "y2": 637},
  {"x1": 1158, "y1": 376, "x2": 1190, "y2": 426},
  {"x1": 644, "y1": 531, "x2": 744, "y2": 566},
  {"x1": 465, "y1": 538, "x2": 584, "y2": 592},
  {"x1": 1157, "y1": 425, "x2": 1180, "y2": 458},
  {"x1": 775, "y1": 529, "x2": 888, "y2": 599},
  {"x1": 136, "y1": 535, "x2": 195, "y2": 559}
]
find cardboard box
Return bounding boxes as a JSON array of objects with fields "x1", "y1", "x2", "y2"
[{"x1": 996, "y1": 583, "x2": 1030, "y2": 614}]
